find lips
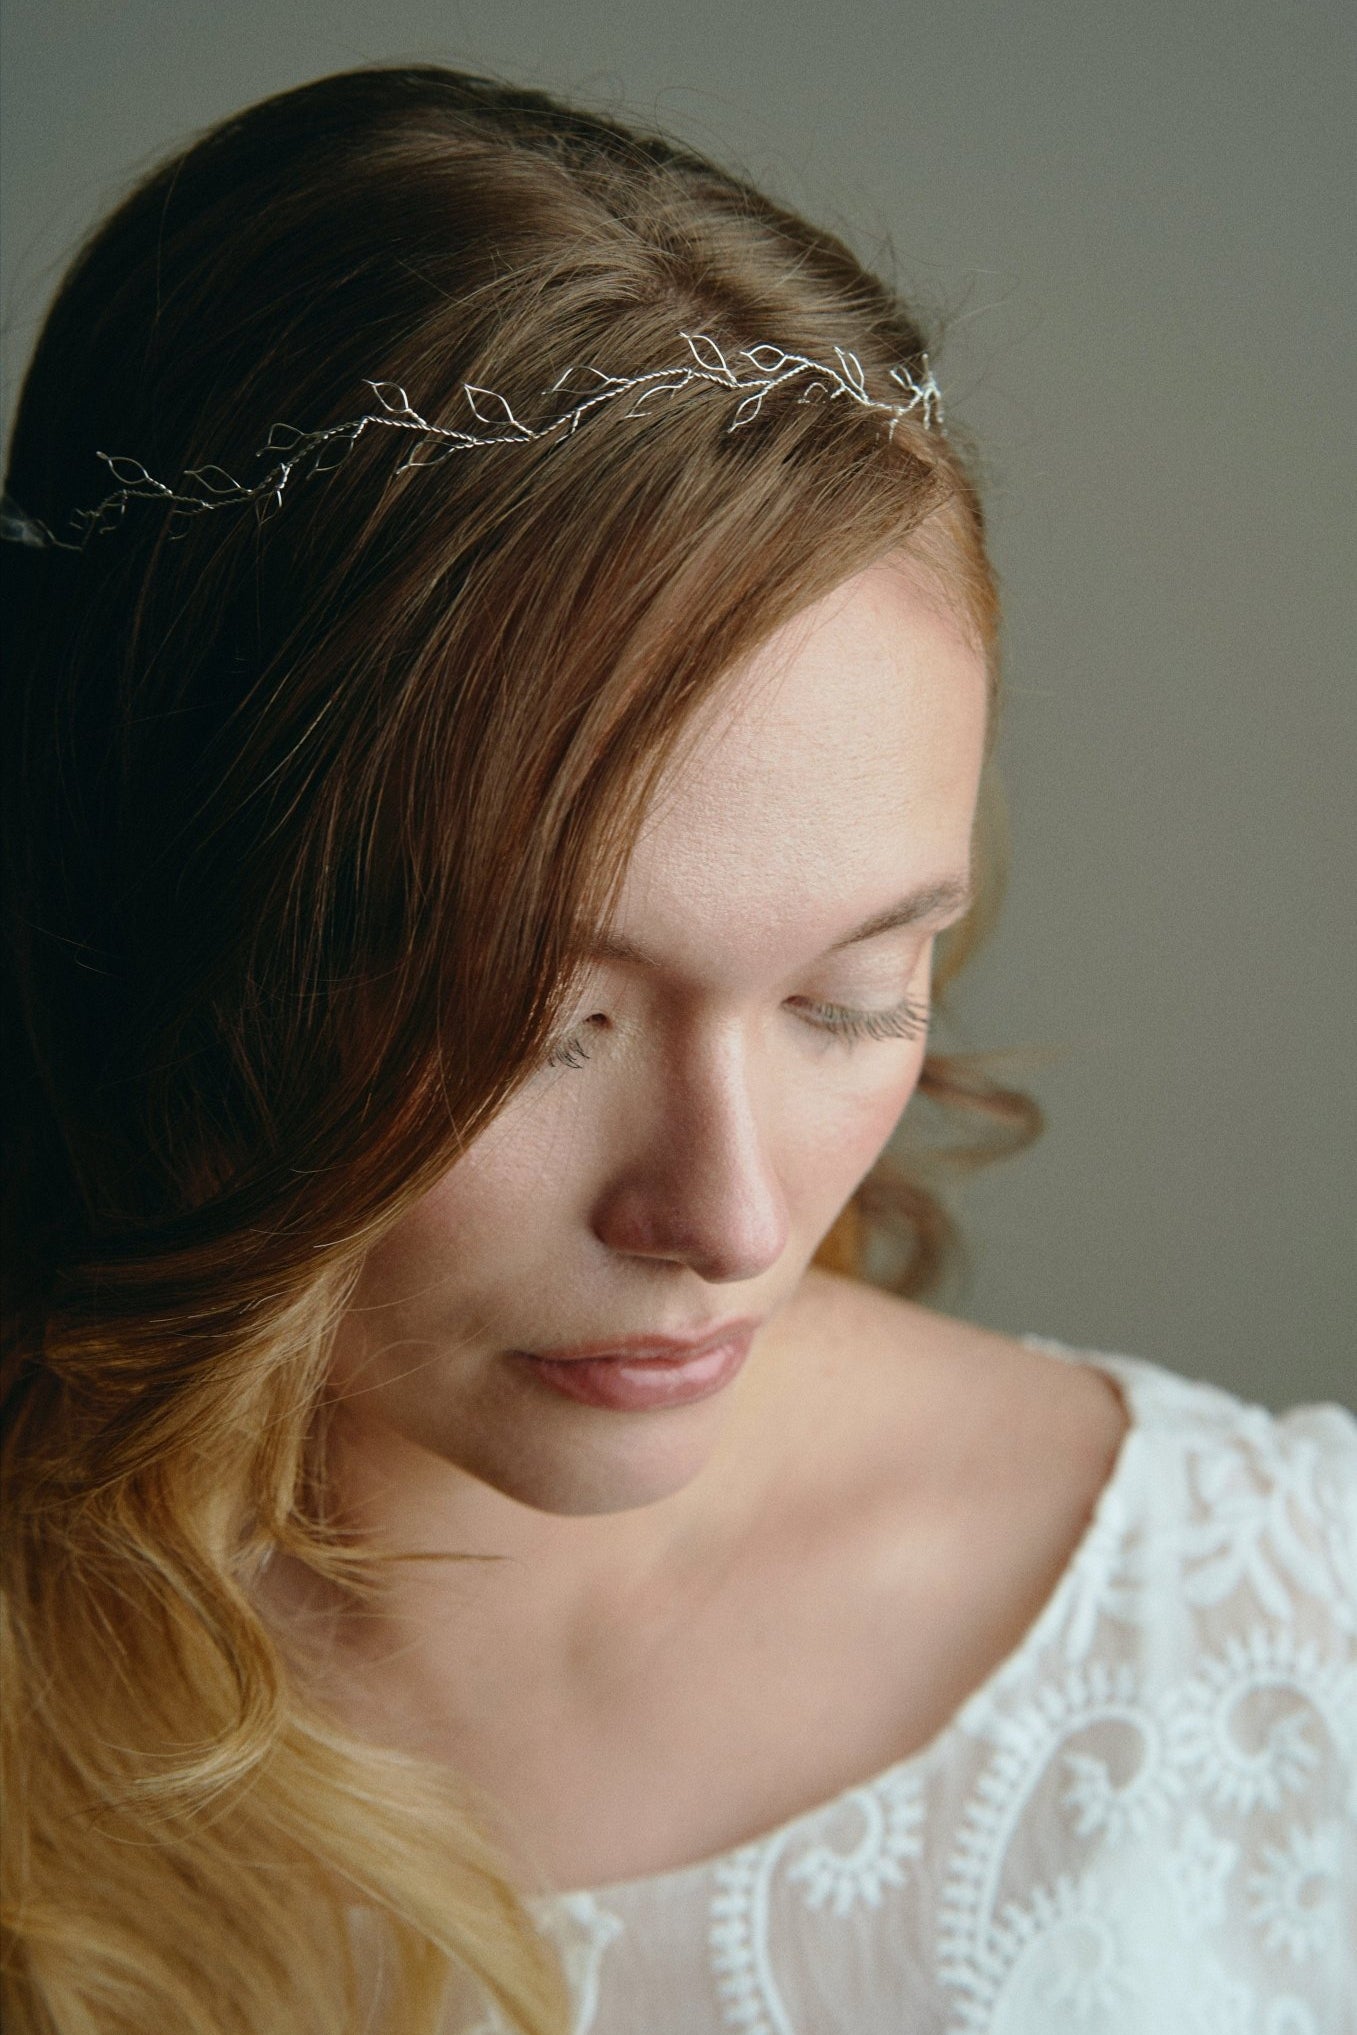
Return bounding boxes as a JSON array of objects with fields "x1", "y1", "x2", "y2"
[
  {"x1": 510, "y1": 1323, "x2": 758, "y2": 1412},
  {"x1": 519, "y1": 1317, "x2": 761, "y2": 1364}
]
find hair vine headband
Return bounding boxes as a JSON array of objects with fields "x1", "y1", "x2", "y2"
[{"x1": 0, "y1": 329, "x2": 944, "y2": 555}]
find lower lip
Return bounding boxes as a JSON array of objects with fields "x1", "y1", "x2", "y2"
[{"x1": 511, "y1": 1328, "x2": 755, "y2": 1412}]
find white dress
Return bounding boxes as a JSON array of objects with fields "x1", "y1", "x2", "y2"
[{"x1": 505, "y1": 1340, "x2": 1357, "y2": 2035}]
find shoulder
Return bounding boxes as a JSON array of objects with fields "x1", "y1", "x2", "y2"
[
  {"x1": 771, "y1": 1272, "x2": 1135, "y2": 1662},
  {"x1": 793, "y1": 1270, "x2": 1357, "y2": 1643},
  {"x1": 788, "y1": 1266, "x2": 1132, "y2": 1517}
]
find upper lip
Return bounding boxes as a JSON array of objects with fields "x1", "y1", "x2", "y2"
[{"x1": 520, "y1": 1317, "x2": 761, "y2": 1364}]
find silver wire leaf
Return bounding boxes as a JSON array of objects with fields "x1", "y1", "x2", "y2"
[
  {"x1": 462, "y1": 385, "x2": 530, "y2": 432},
  {"x1": 100, "y1": 455, "x2": 159, "y2": 488},
  {"x1": 833, "y1": 347, "x2": 868, "y2": 397},
  {"x1": 396, "y1": 441, "x2": 461, "y2": 469},
  {"x1": 367, "y1": 381, "x2": 418, "y2": 416},
  {"x1": 682, "y1": 331, "x2": 731, "y2": 377},
  {"x1": 743, "y1": 345, "x2": 794, "y2": 373},
  {"x1": 625, "y1": 379, "x2": 687, "y2": 412},
  {"x1": 182, "y1": 465, "x2": 243, "y2": 495}
]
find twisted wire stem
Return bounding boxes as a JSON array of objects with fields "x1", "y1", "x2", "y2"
[{"x1": 1, "y1": 330, "x2": 943, "y2": 553}]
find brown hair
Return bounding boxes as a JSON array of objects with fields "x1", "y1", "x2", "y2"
[{"x1": 1, "y1": 63, "x2": 1038, "y2": 2035}]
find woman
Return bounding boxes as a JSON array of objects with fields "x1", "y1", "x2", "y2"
[{"x1": 2, "y1": 62, "x2": 1352, "y2": 2035}]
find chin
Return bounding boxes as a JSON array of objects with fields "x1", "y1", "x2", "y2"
[{"x1": 459, "y1": 1417, "x2": 721, "y2": 1517}]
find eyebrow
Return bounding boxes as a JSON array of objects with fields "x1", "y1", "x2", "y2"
[
  {"x1": 825, "y1": 874, "x2": 976, "y2": 950},
  {"x1": 583, "y1": 873, "x2": 975, "y2": 969}
]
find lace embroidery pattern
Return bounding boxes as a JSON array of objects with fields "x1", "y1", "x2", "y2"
[
  {"x1": 1164, "y1": 1625, "x2": 1357, "y2": 1817},
  {"x1": 707, "y1": 1768, "x2": 926, "y2": 2032},
  {"x1": 934, "y1": 1625, "x2": 1354, "y2": 2032},
  {"x1": 934, "y1": 1358, "x2": 1357, "y2": 2034}
]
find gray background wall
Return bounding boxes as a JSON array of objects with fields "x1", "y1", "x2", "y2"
[{"x1": 2, "y1": 0, "x2": 1352, "y2": 1411}]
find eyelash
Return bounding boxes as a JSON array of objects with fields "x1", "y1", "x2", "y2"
[
  {"x1": 546, "y1": 1033, "x2": 596, "y2": 1070},
  {"x1": 796, "y1": 995, "x2": 931, "y2": 1045},
  {"x1": 544, "y1": 994, "x2": 930, "y2": 1070}
]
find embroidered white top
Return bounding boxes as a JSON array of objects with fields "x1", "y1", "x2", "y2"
[{"x1": 502, "y1": 1340, "x2": 1357, "y2": 2035}]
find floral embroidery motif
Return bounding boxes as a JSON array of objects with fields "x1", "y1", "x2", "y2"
[
  {"x1": 1059, "y1": 1734, "x2": 1178, "y2": 1847},
  {"x1": 1244, "y1": 1821, "x2": 1344, "y2": 1964},
  {"x1": 706, "y1": 1766, "x2": 928, "y2": 2030},
  {"x1": 784, "y1": 1770, "x2": 924, "y2": 1916},
  {"x1": 1175, "y1": 1413, "x2": 1349, "y2": 1620},
  {"x1": 968, "y1": 1870, "x2": 1137, "y2": 2027},
  {"x1": 1163, "y1": 1626, "x2": 1352, "y2": 1816}
]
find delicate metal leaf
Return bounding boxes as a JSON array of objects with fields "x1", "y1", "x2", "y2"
[
  {"x1": 833, "y1": 346, "x2": 867, "y2": 395},
  {"x1": 627, "y1": 379, "x2": 685, "y2": 411},
  {"x1": 397, "y1": 441, "x2": 458, "y2": 469},
  {"x1": 183, "y1": 464, "x2": 242, "y2": 496},
  {"x1": 367, "y1": 380, "x2": 416, "y2": 415},
  {"x1": 463, "y1": 384, "x2": 527, "y2": 431},
  {"x1": 101, "y1": 456, "x2": 157, "y2": 488},
  {"x1": 744, "y1": 345, "x2": 792, "y2": 372},
  {"x1": 682, "y1": 331, "x2": 730, "y2": 375}
]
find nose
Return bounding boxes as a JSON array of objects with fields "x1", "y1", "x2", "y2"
[{"x1": 588, "y1": 1030, "x2": 790, "y2": 1284}]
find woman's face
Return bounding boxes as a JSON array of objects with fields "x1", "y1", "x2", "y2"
[{"x1": 330, "y1": 553, "x2": 990, "y2": 1517}]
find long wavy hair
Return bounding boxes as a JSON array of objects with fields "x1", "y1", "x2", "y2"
[{"x1": 0, "y1": 63, "x2": 1039, "y2": 2035}]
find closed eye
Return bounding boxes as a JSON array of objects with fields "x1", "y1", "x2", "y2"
[
  {"x1": 789, "y1": 994, "x2": 930, "y2": 1045},
  {"x1": 543, "y1": 993, "x2": 929, "y2": 1069}
]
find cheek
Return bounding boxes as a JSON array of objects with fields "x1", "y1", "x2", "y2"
[
  {"x1": 338, "y1": 1164, "x2": 493, "y2": 1332},
  {"x1": 328, "y1": 1168, "x2": 498, "y2": 1399},
  {"x1": 338, "y1": 1110, "x2": 566, "y2": 1341},
  {"x1": 861, "y1": 1047, "x2": 927, "y2": 1150},
  {"x1": 801, "y1": 1041, "x2": 927, "y2": 1199}
]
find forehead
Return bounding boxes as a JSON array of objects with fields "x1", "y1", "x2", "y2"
[{"x1": 609, "y1": 556, "x2": 989, "y2": 976}]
